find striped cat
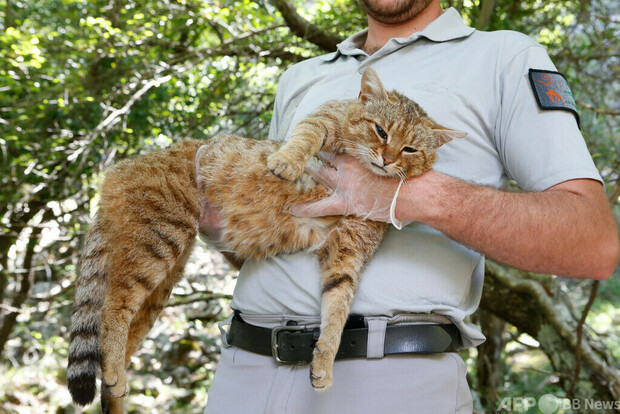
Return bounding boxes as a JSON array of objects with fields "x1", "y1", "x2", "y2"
[{"x1": 67, "y1": 68, "x2": 465, "y2": 413}]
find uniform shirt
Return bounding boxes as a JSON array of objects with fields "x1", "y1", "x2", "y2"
[{"x1": 229, "y1": 8, "x2": 602, "y2": 348}]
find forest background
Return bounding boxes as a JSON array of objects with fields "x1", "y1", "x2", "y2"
[{"x1": 0, "y1": 0, "x2": 619, "y2": 412}]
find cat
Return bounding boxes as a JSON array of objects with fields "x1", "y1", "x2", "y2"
[{"x1": 67, "y1": 67, "x2": 466, "y2": 413}]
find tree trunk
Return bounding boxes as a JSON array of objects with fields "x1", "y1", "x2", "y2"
[
  {"x1": 271, "y1": 0, "x2": 343, "y2": 52},
  {"x1": 474, "y1": 309, "x2": 506, "y2": 410},
  {"x1": 481, "y1": 261, "x2": 619, "y2": 407},
  {"x1": 0, "y1": 208, "x2": 54, "y2": 357},
  {"x1": 476, "y1": 0, "x2": 497, "y2": 30}
]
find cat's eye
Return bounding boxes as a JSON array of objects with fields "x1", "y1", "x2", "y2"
[
  {"x1": 375, "y1": 124, "x2": 388, "y2": 141},
  {"x1": 402, "y1": 147, "x2": 418, "y2": 153}
]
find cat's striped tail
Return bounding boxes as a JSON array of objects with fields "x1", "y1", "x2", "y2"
[{"x1": 67, "y1": 217, "x2": 108, "y2": 405}]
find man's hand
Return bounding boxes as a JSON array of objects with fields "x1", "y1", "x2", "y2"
[
  {"x1": 198, "y1": 199, "x2": 225, "y2": 249},
  {"x1": 291, "y1": 154, "x2": 619, "y2": 279},
  {"x1": 289, "y1": 154, "x2": 408, "y2": 227}
]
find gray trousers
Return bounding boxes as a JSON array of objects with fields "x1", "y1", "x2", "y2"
[{"x1": 204, "y1": 315, "x2": 474, "y2": 414}]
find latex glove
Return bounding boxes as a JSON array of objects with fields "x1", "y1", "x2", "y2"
[
  {"x1": 289, "y1": 154, "x2": 411, "y2": 229},
  {"x1": 198, "y1": 200, "x2": 227, "y2": 249},
  {"x1": 196, "y1": 144, "x2": 226, "y2": 249}
]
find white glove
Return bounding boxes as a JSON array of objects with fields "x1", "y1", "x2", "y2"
[
  {"x1": 197, "y1": 199, "x2": 227, "y2": 249},
  {"x1": 196, "y1": 144, "x2": 226, "y2": 249},
  {"x1": 289, "y1": 154, "x2": 411, "y2": 229}
]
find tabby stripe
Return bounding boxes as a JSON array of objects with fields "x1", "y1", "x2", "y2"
[
  {"x1": 138, "y1": 214, "x2": 193, "y2": 233},
  {"x1": 134, "y1": 185, "x2": 168, "y2": 201},
  {"x1": 322, "y1": 274, "x2": 354, "y2": 293},
  {"x1": 141, "y1": 241, "x2": 167, "y2": 261},
  {"x1": 159, "y1": 215, "x2": 195, "y2": 233},
  {"x1": 135, "y1": 182, "x2": 198, "y2": 218},
  {"x1": 150, "y1": 227, "x2": 181, "y2": 257},
  {"x1": 169, "y1": 184, "x2": 197, "y2": 216},
  {"x1": 80, "y1": 245, "x2": 106, "y2": 261},
  {"x1": 141, "y1": 196, "x2": 167, "y2": 216},
  {"x1": 146, "y1": 303, "x2": 165, "y2": 314},
  {"x1": 68, "y1": 349, "x2": 100, "y2": 365},
  {"x1": 131, "y1": 272, "x2": 157, "y2": 292},
  {"x1": 78, "y1": 269, "x2": 107, "y2": 282},
  {"x1": 69, "y1": 326, "x2": 100, "y2": 341},
  {"x1": 71, "y1": 298, "x2": 104, "y2": 314},
  {"x1": 115, "y1": 277, "x2": 135, "y2": 292}
]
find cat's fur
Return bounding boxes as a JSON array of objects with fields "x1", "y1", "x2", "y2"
[{"x1": 67, "y1": 68, "x2": 465, "y2": 413}]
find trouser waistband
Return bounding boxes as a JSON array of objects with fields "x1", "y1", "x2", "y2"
[{"x1": 221, "y1": 312, "x2": 461, "y2": 364}]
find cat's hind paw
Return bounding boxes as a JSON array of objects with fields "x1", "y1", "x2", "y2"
[
  {"x1": 267, "y1": 152, "x2": 304, "y2": 181},
  {"x1": 102, "y1": 366, "x2": 129, "y2": 398},
  {"x1": 310, "y1": 347, "x2": 334, "y2": 392}
]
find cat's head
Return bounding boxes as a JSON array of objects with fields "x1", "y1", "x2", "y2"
[{"x1": 344, "y1": 68, "x2": 467, "y2": 179}]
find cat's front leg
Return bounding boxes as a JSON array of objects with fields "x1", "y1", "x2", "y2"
[
  {"x1": 267, "y1": 120, "x2": 327, "y2": 181},
  {"x1": 310, "y1": 314, "x2": 341, "y2": 391},
  {"x1": 311, "y1": 218, "x2": 387, "y2": 391},
  {"x1": 267, "y1": 150, "x2": 307, "y2": 181}
]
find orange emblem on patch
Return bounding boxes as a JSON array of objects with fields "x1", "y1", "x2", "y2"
[
  {"x1": 537, "y1": 74, "x2": 553, "y2": 86},
  {"x1": 528, "y1": 69, "x2": 580, "y2": 127},
  {"x1": 545, "y1": 89, "x2": 564, "y2": 104},
  {"x1": 537, "y1": 74, "x2": 564, "y2": 104}
]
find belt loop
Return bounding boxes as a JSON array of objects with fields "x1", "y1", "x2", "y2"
[
  {"x1": 218, "y1": 314, "x2": 234, "y2": 348},
  {"x1": 366, "y1": 318, "x2": 388, "y2": 359}
]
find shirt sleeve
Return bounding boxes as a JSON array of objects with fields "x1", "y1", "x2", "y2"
[
  {"x1": 267, "y1": 71, "x2": 288, "y2": 141},
  {"x1": 495, "y1": 43, "x2": 602, "y2": 191}
]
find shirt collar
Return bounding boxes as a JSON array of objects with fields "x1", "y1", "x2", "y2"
[
  {"x1": 420, "y1": 7, "x2": 475, "y2": 42},
  {"x1": 323, "y1": 7, "x2": 474, "y2": 60}
]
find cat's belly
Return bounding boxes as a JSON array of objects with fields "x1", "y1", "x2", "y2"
[
  {"x1": 221, "y1": 211, "x2": 337, "y2": 259},
  {"x1": 230, "y1": 224, "x2": 487, "y2": 348}
]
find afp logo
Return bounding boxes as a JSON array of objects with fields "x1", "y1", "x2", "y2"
[{"x1": 496, "y1": 394, "x2": 570, "y2": 413}]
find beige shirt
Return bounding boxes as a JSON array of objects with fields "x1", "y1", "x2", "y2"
[{"x1": 230, "y1": 8, "x2": 601, "y2": 348}]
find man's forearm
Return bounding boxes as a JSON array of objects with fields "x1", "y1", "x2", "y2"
[{"x1": 398, "y1": 171, "x2": 619, "y2": 279}]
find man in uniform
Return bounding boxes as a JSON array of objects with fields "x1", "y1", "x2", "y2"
[{"x1": 202, "y1": 1, "x2": 619, "y2": 412}]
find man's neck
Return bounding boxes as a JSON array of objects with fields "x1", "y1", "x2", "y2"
[{"x1": 363, "y1": 2, "x2": 444, "y2": 54}]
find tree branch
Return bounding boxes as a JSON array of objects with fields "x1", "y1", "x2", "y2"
[
  {"x1": 576, "y1": 100, "x2": 620, "y2": 116},
  {"x1": 481, "y1": 261, "x2": 620, "y2": 401},
  {"x1": 568, "y1": 280, "x2": 599, "y2": 395},
  {"x1": 569, "y1": 179, "x2": 620, "y2": 394},
  {"x1": 0, "y1": 208, "x2": 54, "y2": 358},
  {"x1": 271, "y1": 0, "x2": 344, "y2": 52}
]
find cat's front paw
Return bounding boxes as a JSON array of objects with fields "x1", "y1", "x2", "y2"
[
  {"x1": 102, "y1": 365, "x2": 129, "y2": 398},
  {"x1": 267, "y1": 152, "x2": 304, "y2": 181},
  {"x1": 310, "y1": 346, "x2": 334, "y2": 392}
]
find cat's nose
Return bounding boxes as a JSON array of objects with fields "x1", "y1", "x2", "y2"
[{"x1": 382, "y1": 155, "x2": 393, "y2": 166}]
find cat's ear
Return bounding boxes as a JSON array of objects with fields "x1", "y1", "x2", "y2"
[
  {"x1": 359, "y1": 68, "x2": 388, "y2": 103},
  {"x1": 432, "y1": 127, "x2": 467, "y2": 148}
]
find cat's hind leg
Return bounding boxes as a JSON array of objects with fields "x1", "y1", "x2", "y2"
[
  {"x1": 100, "y1": 250, "x2": 191, "y2": 413},
  {"x1": 99, "y1": 261, "x2": 165, "y2": 399},
  {"x1": 99, "y1": 225, "x2": 196, "y2": 399},
  {"x1": 311, "y1": 219, "x2": 387, "y2": 391}
]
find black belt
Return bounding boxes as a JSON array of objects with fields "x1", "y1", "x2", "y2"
[{"x1": 226, "y1": 313, "x2": 461, "y2": 365}]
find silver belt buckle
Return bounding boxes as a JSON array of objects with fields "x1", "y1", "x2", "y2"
[{"x1": 271, "y1": 325, "x2": 307, "y2": 365}]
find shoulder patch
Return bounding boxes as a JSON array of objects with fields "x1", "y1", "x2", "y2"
[{"x1": 528, "y1": 69, "x2": 579, "y2": 127}]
